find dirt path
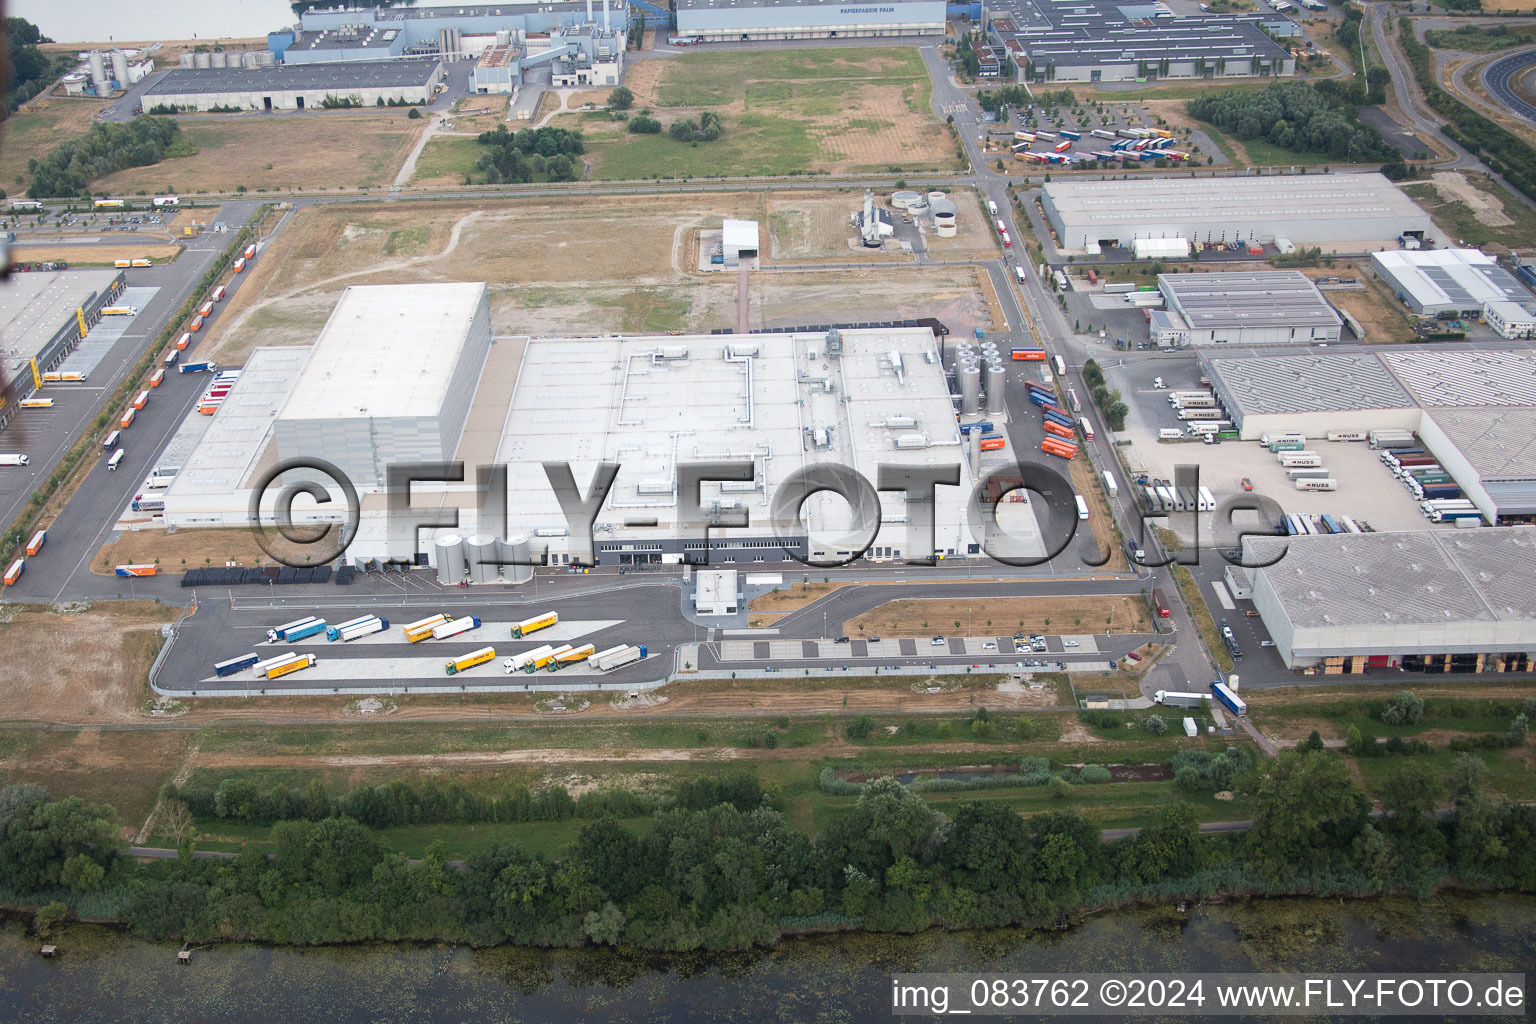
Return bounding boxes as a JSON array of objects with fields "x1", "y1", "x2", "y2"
[
  {"x1": 134, "y1": 737, "x2": 202, "y2": 844},
  {"x1": 211, "y1": 209, "x2": 487, "y2": 348},
  {"x1": 393, "y1": 115, "x2": 443, "y2": 188}
]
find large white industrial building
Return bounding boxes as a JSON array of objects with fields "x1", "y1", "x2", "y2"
[
  {"x1": 1370, "y1": 248, "x2": 1536, "y2": 320},
  {"x1": 673, "y1": 0, "x2": 946, "y2": 41},
  {"x1": 1244, "y1": 527, "x2": 1536, "y2": 673},
  {"x1": 1203, "y1": 349, "x2": 1536, "y2": 525},
  {"x1": 142, "y1": 58, "x2": 444, "y2": 112},
  {"x1": 1040, "y1": 173, "x2": 1435, "y2": 254},
  {"x1": 1157, "y1": 271, "x2": 1342, "y2": 347},
  {"x1": 155, "y1": 284, "x2": 1047, "y2": 577}
]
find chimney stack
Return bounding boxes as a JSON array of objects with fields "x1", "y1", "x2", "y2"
[{"x1": 603, "y1": 0, "x2": 611, "y2": 33}]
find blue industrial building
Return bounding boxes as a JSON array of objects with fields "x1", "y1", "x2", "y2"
[{"x1": 673, "y1": 0, "x2": 945, "y2": 41}]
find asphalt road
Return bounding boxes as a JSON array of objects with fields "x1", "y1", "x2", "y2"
[
  {"x1": 0, "y1": 201, "x2": 258, "y2": 543},
  {"x1": 1482, "y1": 48, "x2": 1536, "y2": 125}
]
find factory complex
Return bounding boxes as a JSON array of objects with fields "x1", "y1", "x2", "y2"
[
  {"x1": 152, "y1": 284, "x2": 1034, "y2": 576},
  {"x1": 1243, "y1": 527, "x2": 1536, "y2": 673},
  {"x1": 143, "y1": 58, "x2": 447, "y2": 112},
  {"x1": 985, "y1": 0, "x2": 1296, "y2": 84},
  {"x1": 1202, "y1": 349, "x2": 1536, "y2": 526},
  {"x1": 672, "y1": 0, "x2": 946, "y2": 42},
  {"x1": 1041, "y1": 174, "x2": 1435, "y2": 254},
  {"x1": 1370, "y1": 249, "x2": 1536, "y2": 325}
]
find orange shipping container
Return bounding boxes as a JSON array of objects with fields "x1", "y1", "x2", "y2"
[
  {"x1": 149, "y1": 368, "x2": 165, "y2": 387},
  {"x1": 233, "y1": 257, "x2": 246, "y2": 273},
  {"x1": 175, "y1": 332, "x2": 191, "y2": 350},
  {"x1": 189, "y1": 315, "x2": 203, "y2": 332},
  {"x1": 980, "y1": 437, "x2": 1006, "y2": 451},
  {"x1": 132, "y1": 390, "x2": 149, "y2": 410},
  {"x1": 243, "y1": 244, "x2": 256, "y2": 260},
  {"x1": 26, "y1": 530, "x2": 46, "y2": 556},
  {"x1": 1042, "y1": 420, "x2": 1074, "y2": 440},
  {"x1": 3, "y1": 560, "x2": 22, "y2": 586},
  {"x1": 120, "y1": 408, "x2": 135, "y2": 429},
  {"x1": 198, "y1": 301, "x2": 213, "y2": 317},
  {"x1": 211, "y1": 285, "x2": 225, "y2": 301}
]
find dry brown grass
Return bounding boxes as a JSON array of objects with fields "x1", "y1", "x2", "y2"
[
  {"x1": 0, "y1": 729, "x2": 193, "y2": 831},
  {"x1": 92, "y1": 527, "x2": 339, "y2": 576},
  {"x1": 94, "y1": 113, "x2": 428, "y2": 194},
  {"x1": 1068, "y1": 455, "x2": 1127, "y2": 572},
  {"x1": 1327, "y1": 274, "x2": 1417, "y2": 343},
  {"x1": 10, "y1": 243, "x2": 183, "y2": 266},
  {"x1": 0, "y1": 602, "x2": 176, "y2": 723},
  {"x1": 0, "y1": 96, "x2": 106, "y2": 190},
  {"x1": 749, "y1": 581, "x2": 855, "y2": 611},
  {"x1": 846, "y1": 595, "x2": 1150, "y2": 636}
]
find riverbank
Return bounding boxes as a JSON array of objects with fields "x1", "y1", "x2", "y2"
[{"x1": 3, "y1": 894, "x2": 1531, "y2": 1022}]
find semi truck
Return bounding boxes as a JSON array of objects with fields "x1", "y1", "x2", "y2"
[
  {"x1": 266, "y1": 616, "x2": 323, "y2": 642},
  {"x1": 1152, "y1": 588, "x2": 1171, "y2": 618},
  {"x1": 178, "y1": 361, "x2": 214, "y2": 374},
  {"x1": 1154, "y1": 690, "x2": 1207, "y2": 708},
  {"x1": 325, "y1": 615, "x2": 384, "y2": 641},
  {"x1": 1268, "y1": 439, "x2": 1305, "y2": 452},
  {"x1": 403, "y1": 614, "x2": 450, "y2": 643},
  {"x1": 1278, "y1": 452, "x2": 1321, "y2": 467},
  {"x1": 1176, "y1": 408, "x2": 1224, "y2": 420},
  {"x1": 1296, "y1": 478, "x2": 1338, "y2": 491},
  {"x1": 591, "y1": 644, "x2": 648, "y2": 672},
  {"x1": 1168, "y1": 392, "x2": 1214, "y2": 407},
  {"x1": 1040, "y1": 437, "x2": 1078, "y2": 460},
  {"x1": 1212, "y1": 680, "x2": 1247, "y2": 716},
  {"x1": 432, "y1": 616, "x2": 482, "y2": 640},
  {"x1": 504, "y1": 645, "x2": 556, "y2": 674},
  {"x1": 3, "y1": 560, "x2": 23, "y2": 586},
  {"x1": 115, "y1": 564, "x2": 156, "y2": 577},
  {"x1": 549, "y1": 643, "x2": 596, "y2": 670},
  {"x1": 525, "y1": 645, "x2": 573, "y2": 672},
  {"x1": 26, "y1": 530, "x2": 46, "y2": 556},
  {"x1": 213, "y1": 653, "x2": 259, "y2": 677},
  {"x1": 510, "y1": 611, "x2": 558, "y2": 637},
  {"x1": 267, "y1": 654, "x2": 316, "y2": 680},
  {"x1": 1011, "y1": 348, "x2": 1046, "y2": 360},
  {"x1": 445, "y1": 647, "x2": 497, "y2": 675},
  {"x1": 1074, "y1": 495, "x2": 1089, "y2": 520},
  {"x1": 1326, "y1": 431, "x2": 1366, "y2": 442},
  {"x1": 251, "y1": 653, "x2": 301, "y2": 677}
]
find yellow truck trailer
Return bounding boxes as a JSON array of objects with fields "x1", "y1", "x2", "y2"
[
  {"x1": 403, "y1": 613, "x2": 449, "y2": 643},
  {"x1": 445, "y1": 646, "x2": 497, "y2": 675}
]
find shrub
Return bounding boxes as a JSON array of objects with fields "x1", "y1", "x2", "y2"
[
  {"x1": 1173, "y1": 766, "x2": 1204, "y2": 793},
  {"x1": 1142, "y1": 714, "x2": 1167, "y2": 736},
  {"x1": 627, "y1": 115, "x2": 662, "y2": 134},
  {"x1": 1050, "y1": 776, "x2": 1073, "y2": 799},
  {"x1": 407, "y1": 107, "x2": 421, "y2": 119},
  {"x1": 1379, "y1": 691, "x2": 1425, "y2": 726},
  {"x1": 1078, "y1": 764, "x2": 1111, "y2": 784},
  {"x1": 844, "y1": 716, "x2": 873, "y2": 740}
]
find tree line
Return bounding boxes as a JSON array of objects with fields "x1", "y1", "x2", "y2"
[
  {"x1": 2, "y1": 746, "x2": 1532, "y2": 950},
  {"x1": 5, "y1": 18, "x2": 74, "y2": 116},
  {"x1": 26, "y1": 117, "x2": 188, "y2": 198},
  {"x1": 474, "y1": 125, "x2": 584, "y2": 184},
  {"x1": 1187, "y1": 80, "x2": 1393, "y2": 164}
]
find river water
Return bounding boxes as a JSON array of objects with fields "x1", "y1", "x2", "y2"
[{"x1": 0, "y1": 895, "x2": 1528, "y2": 1022}]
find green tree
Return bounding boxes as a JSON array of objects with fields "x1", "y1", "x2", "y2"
[
  {"x1": 583, "y1": 901, "x2": 626, "y2": 944},
  {"x1": 607, "y1": 85, "x2": 634, "y2": 110},
  {"x1": 32, "y1": 901, "x2": 68, "y2": 937},
  {"x1": 1119, "y1": 802, "x2": 1204, "y2": 884},
  {"x1": 0, "y1": 796, "x2": 123, "y2": 892},
  {"x1": 1246, "y1": 751, "x2": 1369, "y2": 878}
]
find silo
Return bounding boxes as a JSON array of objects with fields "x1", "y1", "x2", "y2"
[
  {"x1": 986, "y1": 360, "x2": 1008, "y2": 415},
  {"x1": 927, "y1": 191, "x2": 946, "y2": 206},
  {"x1": 179, "y1": 53, "x2": 195, "y2": 68},
  {"x1": 257, "y1": 50, "x2": 276, "y2": 66},
  {"x1": 239, "y1": 51, "x2": 257, "y2": 68},
  {"x1": 498, "y1": 533, "x2": 535, "y2": 585},
  {"x1": 496, "y1": 28, "x2": 511, "y2": 45},
  {"x1": 466, "y1": 535, "x2": 499, "y2": 584},
  {"x1": 110, "y1": 50, "x2": 129, "y2": 86},
  {"x1": 209, "y1": 50, "x2": 227, "y2": 68},
  {"x1": 88, "y1": 51, "x2": 109, "y2": 94},
  {"x1": 434, "y1": 533, "x2": 466, "y2": 585},
  {"x1": 959, "y1": 360, "x2": 982, "y2": 415},
  {"x1": 193, "y1": 50, "x2": 211, "y2": 68},
  {"x1": 970, "y1": 426, "x2": 982, "y2": 474}
]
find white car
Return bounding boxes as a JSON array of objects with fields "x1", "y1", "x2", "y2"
[
  {"x1": 931, "y1": 637, "x2": 947, "y2": 646},
  {"x1": 1063, "y1": 640, "x2": 1079, "y2": 647},
  {"x1": 982, "y1": 641, "x2": 997, "y2": 650}
]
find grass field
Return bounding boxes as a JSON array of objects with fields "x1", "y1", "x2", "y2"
[
  {"x1": 1424, "y1": 24, "x2": 1536, "y2": 52},
  {"x1": 0, "y1": 603, "x2": 177, "y2": 724},
  {"x1": 1173, "y1": 565, "x2": 1233, "y2": 674},
  {"x1": 407, "y1": 135, "x2": 481, "y2": 187},
  {"x1": 1402, "y1": 173, "x2": 1536, "y2": 252},
  {"x1": 556, "y1": 48, "x2": 959, "y2": 179},
  {"x1": 94, "y1": 113, "x2": 427, "y2": 194},
  {"x1": 0, "y1": 96, "x2": 107, "y2": 191},
  {"x1": 9, "y1": 243, "x2": 183, "y2": 266},
  {"x1": 1236, "y1": 137, "x2": 1338, "y2": 167}
]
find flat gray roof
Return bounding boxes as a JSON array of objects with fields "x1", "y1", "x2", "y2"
[
  {"x1": 145, "y1": 58, "x2": 440, "y2": 97},
  {"x1": 674, "y1": 0, "x2": 935, "y2": 8},
  {"x1": 1249, "y1": 527, "x2": 1536, "y2": 629},
  {"x1": 1204, "y1": 352, "x2": 1413, "y2": 415},
  {"x1": 1371, "y1": 249, "x2": 1534, "y2": 311},
  {"x1": 988, "y1": 0, "x2": 1291, "y2": 67},
  {"x1": 1425, "y1": 407, "x2": 1536, "y2": 480},
  {"x1": 1044, "y1": 173, "x2": 1429, "y2": 231},
  {"x1": 0, "y1": 269, "x2": 120, "y2": 364},
  {"x1": 288, "y1": 30, "x2": 398, "y2": 52},
  {"x1": 1160, "y1": 271, "x2": 1341, "y2": 332},
  {"x1": 1382, "y1": 349, "x2": 1536, "y2": 408}
]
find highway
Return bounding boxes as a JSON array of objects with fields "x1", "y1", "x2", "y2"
[{"x1": 1483, "y1": 47, "x2": 1536, "y2": 125}]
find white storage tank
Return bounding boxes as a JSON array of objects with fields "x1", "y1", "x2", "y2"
[
  {"x1": 499, "y1": 533, "x2": 535, "y2": 584},
  {"x1": 985, "y1": 361, "x2": 1007, "y2": 415},
  {"x1": 242, "y1": 51, "x2": 261, "y2": 68},
  {"x1": 891, "y1": 190, "x2": 923, "y2": 210},
  {"x1": 209, "y1": 50, "x2": 227, "y2": 68},
  {"x1": 179, "y1": 53, "x2": 195, "y2": 68},
  {"x1": 434, "y1": 533, "x2": 466, "y2": 585},
  {"x1": 466, "y1": 535, "x2": 499, "y2": 583},
  {"x1": 959, "y1": 360, "x2": 982, "y2": 415},
  {"x1": 255, "y1": 50, "x2": 276, "y2": 66},
  {"x1": 110, "y1": 50, "x2": 129, "y2": 86},
  {"x1": 193, "y1": 50, "x2": 211, "y2": 68},
  {"x1": 88, "y1": 51, "x2": 109, "y2": 94}
]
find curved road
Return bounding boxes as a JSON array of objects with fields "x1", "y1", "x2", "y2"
[{"x1": 1482, "y1": 47, "x2": 1536, "y2": 124}]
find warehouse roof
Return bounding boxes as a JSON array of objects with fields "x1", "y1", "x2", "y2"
[
  {"x1": 1043, "y1": 173, "x2": 1430, "y2": 231},
  {"x1": 278, "y1": 283, "x2": 486, "y2": 422},
  {"x1": 1248, "y1": 527, "x2": 1536, "y2": 629},
  {"x1": 1370, "y1": 249, "x2": 1534, "y2": 311},
  {"x1": 0, "y1": 269, "x2": 119, "y2": 360},
  {"x1": 1424, "y1": 407, "x2": 1536, "y2": 481},
  {"x1": 987, "y1": 0, "x2": 1290, "y2": 67},
  {"x1": 675, "y1": 0, "x2": 938, "y2": 9},
  {"x1": 144, "y1": 58, "x2": 441, "y2": 96},
  {"x1": 1204, "y1": 353, "x2": 1413, "y2": 415},
  {"x1": 1381, "y1": 349, "x2": 1536, "y2": 407},
  {"x1": 1159, "y1": 271, "x2": 1341, "y2": 332},
  {"x1": 286, "y1": 29, "x2": 399, "y2": 53}
]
